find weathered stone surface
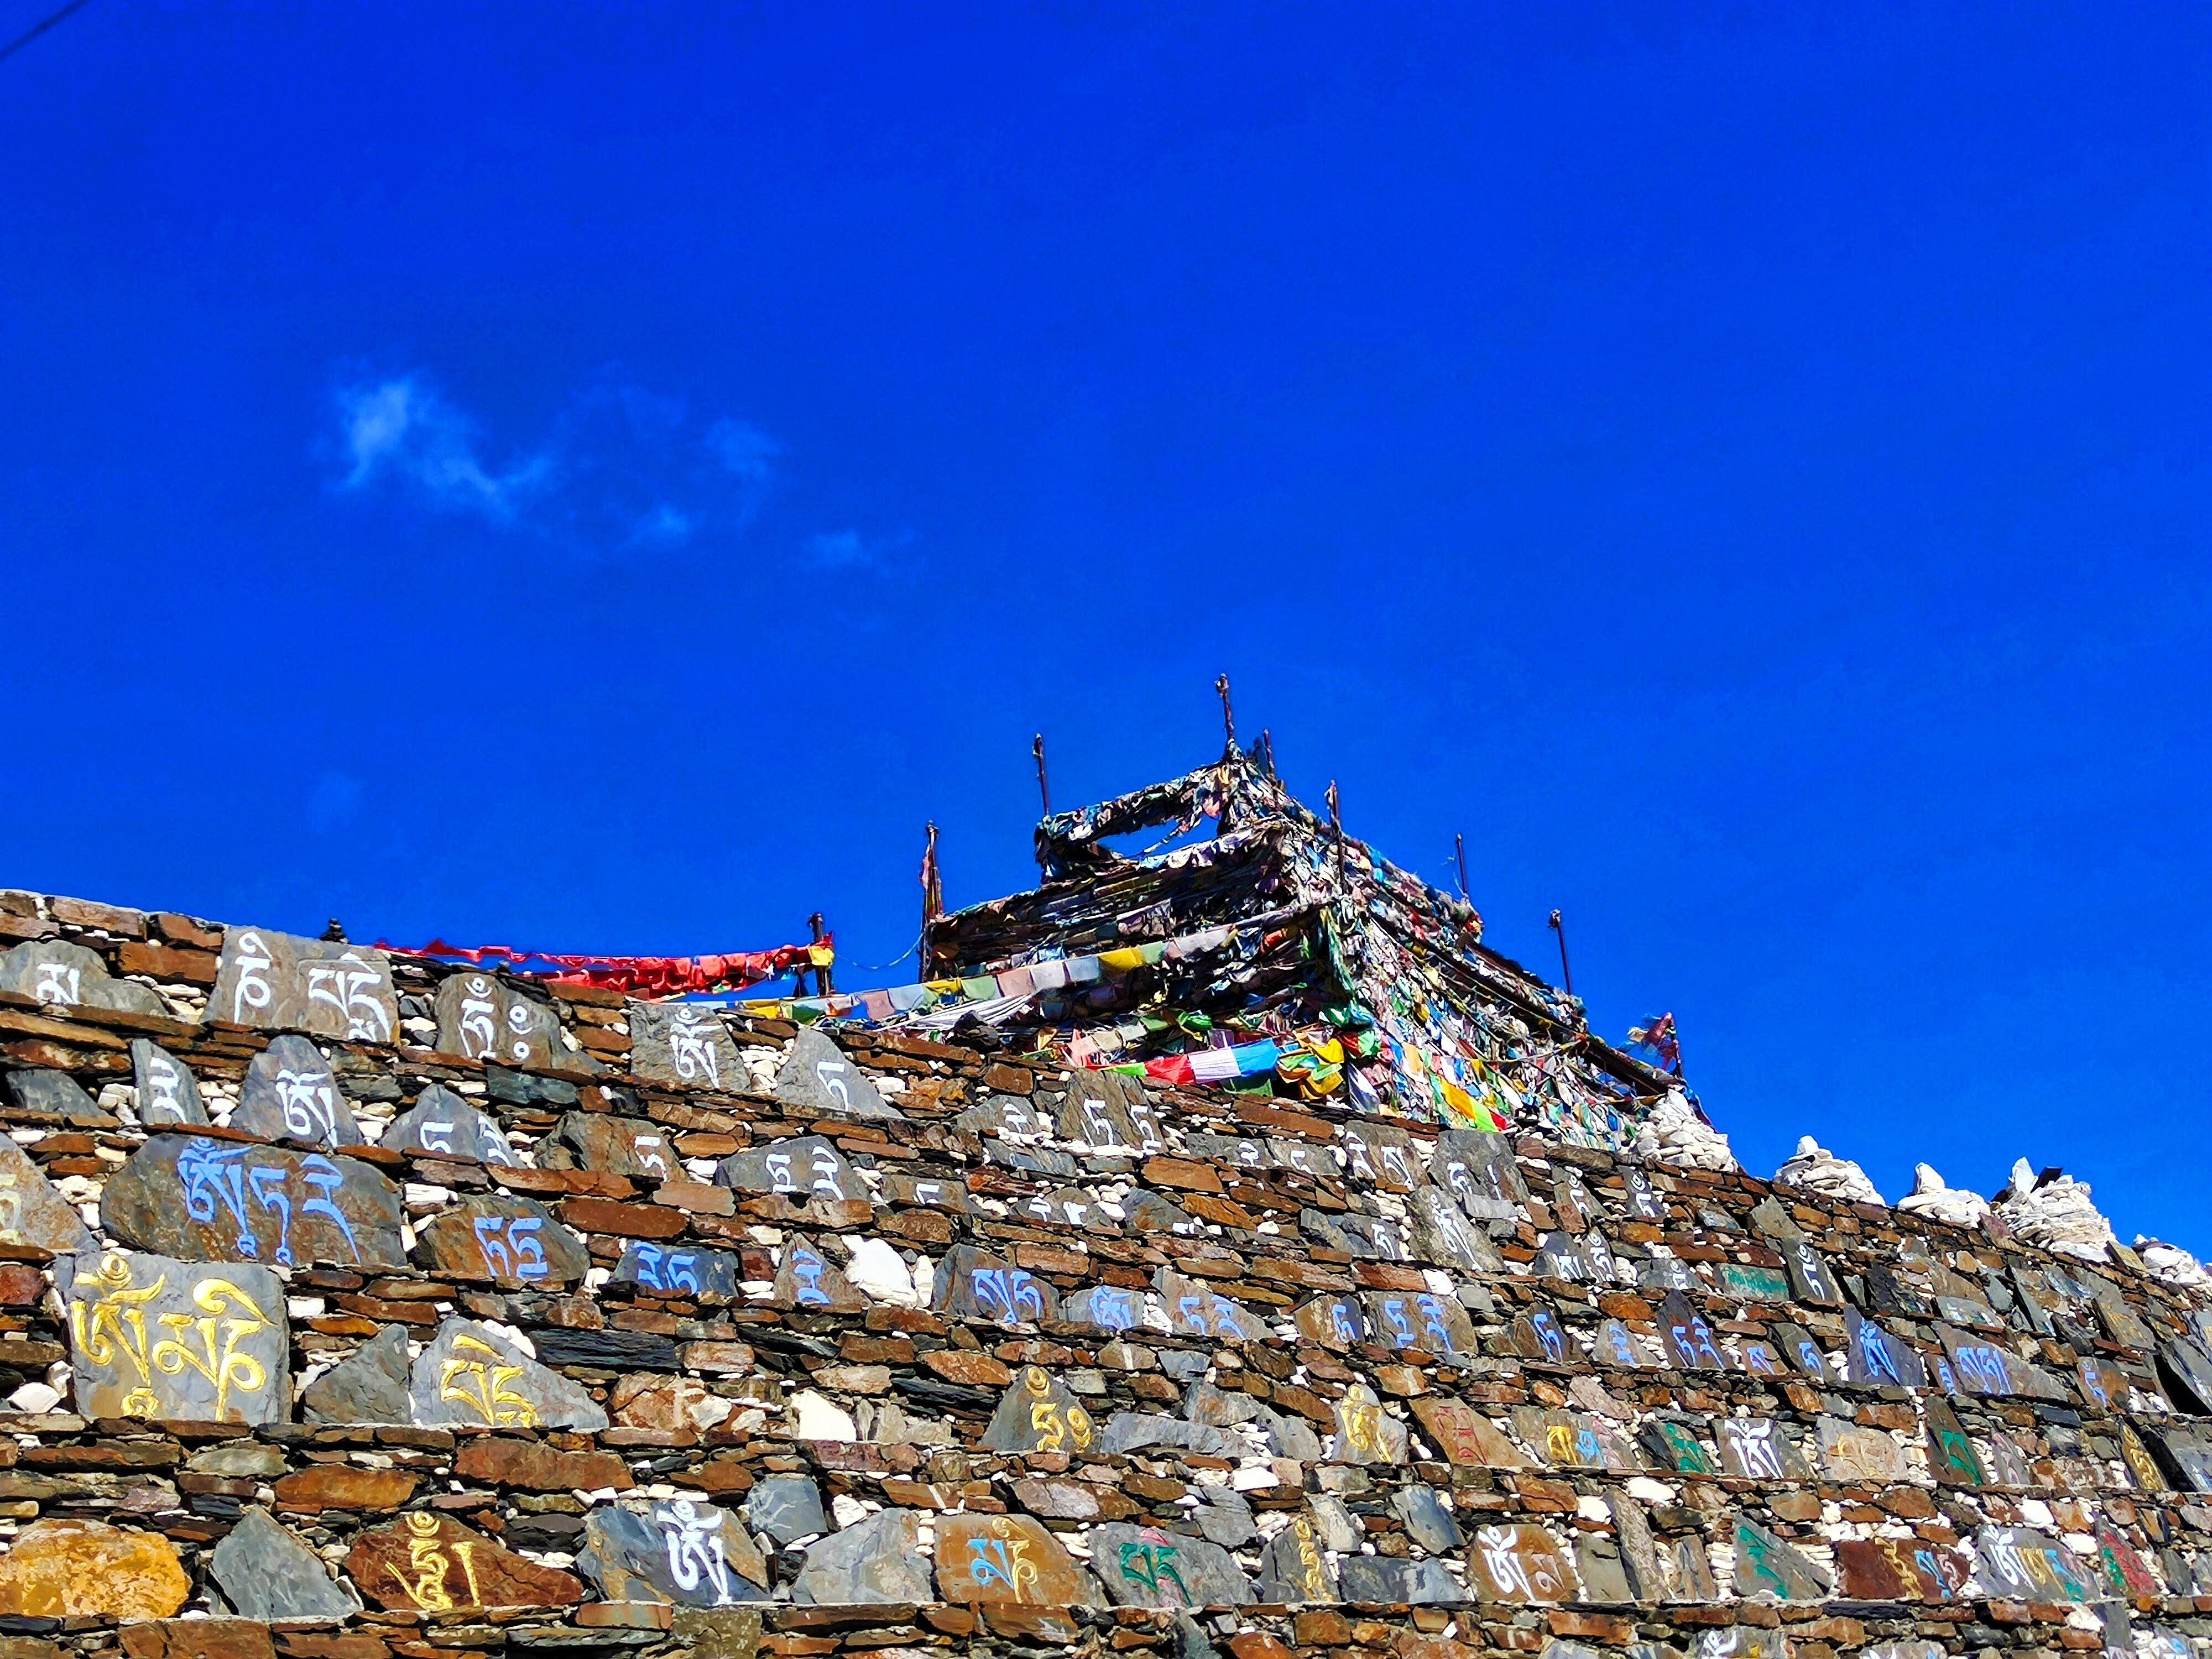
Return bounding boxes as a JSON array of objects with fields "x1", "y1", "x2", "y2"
[
  {"x1": 790, "y1": 1507, "x2": 932, "y2": 1605},
  {"x1": 415, "y1": 1194, "x2": 588, "y2": 1286},
  {"x1": 935, "y1": 1243, "x2": 1058, "y2": 1327},
  {"x1": 232, "y1": 1035, "x2": 363, "y2": 1148},
  {"x1": 209, "y1": 1506, "x2": 362, "y2": 1619},
  {"x1": 1156, "y1": 1266, "x2": 1266, "y2": 1339},
  {"x1": 775, "y1": 1027, "x2": 901, "y2": 1120},
  {"x1": 4, "y1": 1067, "x2": 112, "y2": 1126},
  {"x1": 774, "y1": 1233, "x2": 868, "y2": 1312},
  {"x1": 129, "y1": 1040, "x2": 207, "y2": 1126},
  {"x1": 0, "y1": 1135, "x2": 94, "y2": 1256},
  {"x1": 212, "y1": 928, "x2": 397, "y2": 1042},
  {"x1": 1713, "y1": 1417, "x2": 1809, "y2": 1481},
  {"x1": 275, "y1": 1463, "x2": 420, "y2": 1511},
  {"x1": 630, "y1": 1002, "x2": 742, "y2": 1091},
  {"x1": 980, "y1": 1363, "x2": 1098, "y2": 1454},
  {"x1": 434, "y1": 971, "x2": 571, "y2": 1070},
  {"x1": 1337, "y1": 1555, "x2": 1464, "y2": 1605},
  {"x1": 118, "y1": 1618, "x2": 275, "y2": 1659},
  {"x1": 935, "y1": 1513, "x2": 1101, "y2": 1605},
  {"x1": 670, "y1": 1606, "x2": 767, "y2": 1659},
  {"x1": 303, "y1": 1322, "x2": 413, "y2": 1423},
  {"x1": 1327, "y1": 1382, "x2": 1407, "y2": 1464},
  {"x1": 1092, "y1": 1523, "x2": 1252, "y2": 1608},
  {"x1": 1392, "y1": 1485, "x2": 1464, "y2": 1554},
  {"x1": 409, "y1": 1317, "x2": 609, "y2": 1430},
  {"x1": 1816, "y1": 1416, "x2": 1906, "y2": 1482},
  {"x1": 545, "y1": 1109, "x2": 678, "y2": 1180},
  {"x1": 1969, "y1": 1524, "x2": 2097, "y2": 1603},
  {"x1": 384, "y1": 1083, "x2": 516, "y2": 1164},
  {"x1": 456, "y1": 1436, "x2": 632, "y2": 1492},
  {"x1": 103, "y1": 1133, "x2": 403, "y2": 1270},
  {"x1": 581, "y1": 1499, "x2": 769, "y2": 1606},
  {"x1": 1255, "y1": 1514, "x2": 1337, "y2": 1603},
  {"x1": 1733, "y1": 1517, "x2": 1832, "y2": 1601},
  {"x1": 60, "y1": 1249, "x2": 289, "y2": 1423},
  {"x1": 718, "y1": 1134, "x2": 861, "y2": 1202},
  {"x1": 1411, "y1": 1399, "x2": 1527, "y2": 1468},
  {"x1": 744, "y1": 1473, "x2": 826, "y2": 1545},
  {"x1": 347, "y1": 1512, "x2": 584, "y2": 1611},
  {"x1": 613, "y1": 1240, "x2": 745, "y2": 1302},
  {"x1": 1468, "y1": 1524, "x2": 1580, "y2": 1604},
  {"x1": 0, "y1": 939, "x2": 165, "y2": 1016},
  {"x1": 1364, "y1": 1288, "x2": 1477, "y2": 1357},
  {"x1": 1065, "y1": 1283, "x2": 1151, "y2": 1333},
  {"x1": 0, "y1": 1519, "x2": 190, "y2": 1618}
]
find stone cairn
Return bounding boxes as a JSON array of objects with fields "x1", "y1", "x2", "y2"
[{"x1": 0, "y1": 889, "x2": 2204, "y2": 1659}]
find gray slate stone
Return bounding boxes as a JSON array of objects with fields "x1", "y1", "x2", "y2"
[
  {"x1": 630, "y1": 1002, "x2": 742, "y2": 1092},
  {"x1": 59, "y1": 1249, "x2": 290, "y2": 1425},
  {"x1": 1335, "y1": 1554, "x2": 1466, "y2": 1605},
  {"x1": 774, "y1": 1029, "x2": 901, "y2": 1121},
  {"x1": 1099, "y1": 1413, "x2": 1237, "y2": 1457},
  {"x1": 1193, "y1": 1488, "x2": 1256, "y2": 1548},
  {"x1": 102, "y1": 1134, "x2": 404, "y2": 1271},
  {"x1": 0, "y1": 940, "x2": 164, "y2": 1016},
  {"x1": 612, "y1": 1241, "x2": 745, "y2": 1303},
  {"x1": 1091, "y1": 1523, "x2": 1252, "y2": 1608},
  {"x1": 0, "y1": 1134, "x2": 96, "y2": 1255},
  {"x1": 744, "y1": 1474, "x2": 826, "y2": 1545},
  {"x1": 581, "y1": 1500, "x2": 769, "y2": 1606},
  {"x1": 211, "y1": 927, "x2": 398, "y2": 1041},
  {"x1": 130, "y1": 1040, "x2": 208, "y2": 1127},
  {"x1": 980, "y1": 1364, "x2": 1098, "y2": 1454},
  {"x1": 1255, "y1": 1516, "x2": 1338, "y2": 1603},
  {"x1": 1392, "y1": 1485, "x2": 1464, "y2": 1554},
  {"x1": 210, "y1": 1507, "x2": 362, "y2": 1620},
  {"x1": 384, "y1": 1084, "x2": 515, "y2": 1165},
  {"x1": 303, "y1": 1323, "x2": 413, "y2": 1424},
  {"x1": 434, "y1": 971, "x2": 576, "y2": 1071},
  {"x1": 408, "y1": 1317, "x2": 608, "y2": 1430},
  {"x1": 790, "y1": 1507, "x2": 931, "y2": 1605},
  {"x1": 933, "y1": 1243, "x2": 1059, "y2": 1327},
  {"x1": 415, "y1": 1194, "x2": 589, "y2": 1287},
  {"x1": 4, "y1": 1068, "x2": 113, "y2": 1126},
  {"x1": 719, "y1": 1135, "x2": 861, "y2": 1203},
  {"x1": 231, "y1": 1035, "x2": 362, "y2": 1148}
]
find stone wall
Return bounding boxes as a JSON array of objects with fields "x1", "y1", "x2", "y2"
[{"x1": 0, "y1": 889, "x2": 2205, "y2": 1659}]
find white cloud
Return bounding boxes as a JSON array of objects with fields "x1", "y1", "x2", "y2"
[
  {"x1": 808, "y1": 527, "x2": 913, "y2": 570},
  {"x1": 330, "y1": 370, "x2": 783, "y2": 552}
]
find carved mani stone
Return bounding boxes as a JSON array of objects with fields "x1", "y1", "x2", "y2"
[
  {"x1": 60, "y1": 1250, "x2": 290, "y2": 1425},
  {"x1": 384, "y1": 1084, "x2": 515, "y2": 1165},
  {"x1": 543, "y1": 1109, "x2": 677, "y2": 1181},
  {"x1": 980, "y1": 1364, "x2": 1098, "y2": 1455},
  {"x1": 773, "y1": 1234, "x2": 868, "y2": 1312},
  {"x1": 935, "y1": 1513, "x2": 1103, "y2": 1606},
  {"x1": 580, "y1": 1499, "x2": 770, "y2": 1606},
  {"x1": 630, "y1": 1002, "x2": 742, "y2": 1091},
  {"x1": 231, "y1": 1035, "x2": 363, "y2": 1149},
  {"x1": 1469, "y1": 1522, "x2": 1581, "y2": 1604},
  {"x1": 129, "y1": 1040, "x2": 207, "y2": 1127},
  {"x1": 408, "y1": 1317, "x2": 608, "y2": 1431},
  {"x1": 0, "y1": 1135, "x2": 96, "y2": 1256},
  {"x1": 433, "y1": 971, "x2": 570, "y2": 1070},
  {"x1": 415, "y1": 1195, "x2": 588, "y2": 1288},
  {"x1": 934, "y1": 1244, "x2": 1059, "y2": 1328},
  {"x1": 718, "y1": 1135, "x2": 860, "y2": 1203},
  {"x1": 613, "y1": 1241, "x2": 745, "y2": 1303},
  {"x1": 775, "y1": 1027, "x2": 901, "y2": 1121},
  {"x1": 0, "y1": 939, "x2": 165, "y2": 1017},
  {"x1": 212, "y1": 927, "x2": 397, "y2": 1042},
  {"x1": 1734, "y1": 1517, "x2": 1832, "y2": 1602},
  {"x1": 348, "y1": 1512, "x2": 584, "y2": 1611},
  {"x1": 1092, "y1": 1522, "x2": 1253, "y2": 1608},
  {"x1": 102, "y1": 1133, "x2": 404, "y2": 1271}
]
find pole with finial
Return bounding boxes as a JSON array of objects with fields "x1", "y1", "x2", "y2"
[
  {"x1": 919, "y1": 821, "x2": 943, "y2": 971},
  {"x1": 1547, "y1": 909, "x2": 1574, "y2": 1000},
  {"x1": 1325, "y1": 779, "x2": 1344, "y2": 886},
  {"x1": 806, "y1": 911, "x2": 832, "y2": 996},
  {"x1": 1455, "y1": 833, "x2": 1469, "y2": 899},
  {"x1": 1258, "y1": 728, "x2": 1274, "y2": 776},
  {"x1": 1215, "y1": 674, "x2": 1235, "y2": 751},
  {"x1": 1031, "y1": 734, "x2": 1051, "y2": 873}
]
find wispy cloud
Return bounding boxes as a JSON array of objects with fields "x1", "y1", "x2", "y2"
[
  {"x1": 809, "y1": 527, "x2": 914, "y2": 570},
  {"x1": 330, "y1": 369, "x2": 783, "y2": 552}
]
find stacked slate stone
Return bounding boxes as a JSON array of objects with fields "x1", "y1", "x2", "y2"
[{"x1": 0, "y1": 890, "x2": 2209, "y2": 1659}]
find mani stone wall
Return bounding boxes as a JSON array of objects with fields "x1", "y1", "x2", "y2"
[{"x1": 0, "y1": 891, "x2": 2205, "y2": 1659}]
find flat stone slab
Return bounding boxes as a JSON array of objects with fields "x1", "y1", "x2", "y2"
[
  {"x1": 5, "y1": 1067, "x2": 113, "y2": 1126},
  {"x1": 630, "y1": 1002, "x2": 742, "y2": 1091},
  {"x1": 743, "y1": 1473, "x2": 826, "y2": 1545},
  {"x1": 102, "y1": 1133, "x2": 404, "y2": 1270},
  {"x1": 130, "y1": 1040, "x2": 208, "y2": 1127},
  {"x1": 581, "y1": 1499, "x2": 770, "y2": 1606},
  {"x1": 1337, "y1": 1555, "x2": 1465, "y2": 1605},
  {"x1": 774, "y1": 1028, "x2": 901, "y2": 1120},
  {"x1": 790, "y1": 1507, "x2": 931, "y2": 1605},
  {"x1": 980, "y1": 1363, "x2": 1099, "y2": 1455},
  {"x1": 545, "y1": 1109, "x2": 680, "y2": 1180},
  {"x1": 415, "y1": 1194, "x2": 588, "y2": 1287},
  {"x1": 303, "y1": 1322, "x2": 412, "y2": 1424},
  {"x1": 718, "y1": 1135, "x2": 862, "y2": 1203},
  {"x1": 0, "y1": 1517, "x2": 190, "y2": 1619},
  {"x1": 0, "y1": 939, "x2": 164, "y2": 1017},
  {"x1": 60, "y1": 1249, "x2": 289, "y2": 1425},
  {"x1": 384, "y1": 1084, "x2": 517, "y2": 1164},
  {"x1": 0, "y1": 1133, "x2": 96, "y2": 1256},
  {"x1": 209, "y1": 1506, "x2": 362, "y2": 1620},
  {"x1": 212, "y1": 927, "x2": 398, "y2": 1042},
  {"x1": 347, "y1": 1512, "x2": 583, "y2": 1611},
  {"x1": 435, "y1": 971, "x2": 571, "y2": 1070},
  {"x1": 613, "y1": 1241, "x2": 745, "y2": 1302},
  {"x1": 409, "y1": 1317, "x2": 609, "y2": 1430},
  {"x1": 231, "y1": 1035, "x2": 363, "y2": 1149},
  {"x1": 1091, "y1": 1523, "x2": 1251, "y2": 1608},
  {"x1": 935, "y1": 1513, "x2": 1101, "y2": 1606}
]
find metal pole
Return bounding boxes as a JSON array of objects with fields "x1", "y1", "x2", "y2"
[
  {"x1": 1547, "y1": 909, "x2": 1574, "y2": 999},
  {"x1": 1326, "y1": 780, "x2": 1344, "y2": 886},
  {"x1": 1032, "y1": 734, "x2": 1050, "y2": 817},
  {"x1": 807, "y1": 912, "x2": 831, "y2": 996},
  {"x1": 1215, "y1": 674, "x2": 1235, "y2": 749},
  {"x1": 1454, "y1": 834, "x2": 1469, "y2": 899}
]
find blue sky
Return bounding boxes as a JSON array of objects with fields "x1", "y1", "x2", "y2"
[{"x1": 2, "y1": 4, "x2": 2205, "y2": 1247}]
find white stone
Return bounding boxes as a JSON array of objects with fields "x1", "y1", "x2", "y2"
[
  {"x1": 2136, "y1": 1237, "x2": 2210, "y2": 1289},
  {"x1": 1231, "y1": 1465, "x2": 1279, "y2": 1491},
  {"x1": 843, "y1": 1237, "x2": 924, "y2": 1308},
  {"x1": 1773, "y1": 1136, "x2": 1885, "y2": 1206},
  {"x1": 1625, "y1": 1477, "x2": 1675, "y2": 1505},
  {"x1": 1631, "y1": 1089, "x2": 1738, "y2": 1173},
  {"x1": 789, "y1": 1389, "x2": 857, "y2": 1442},
  {"x1": 1896, "y1": 1163, "x2": 1990, "y2": 1228},
  {"x1": 7, "y1": 1383, "x2": 58, "y2": 1413},
  {"x1": 831, "y1": 1493, "x2": 868, "y2": 1528},
  {"x1": 1996, "y1": 1159, "x2": 2117, "y2": 1262}
]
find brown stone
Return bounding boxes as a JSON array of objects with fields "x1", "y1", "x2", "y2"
[
  {"x1": 1141, "y1": 1156, "x2": 1223, "y2": 1194},
  {"x1": 924, "y1": 1349, "x2": 1014, "y2": 1387},
  {"x1": 274, "y1": 1464, "x2": 420, "y2": 1511},
  {"x1": 116, "y1": 942, "x2": 219, "y2": 984},
  {"x1": 1229, "y1": 1636, "x2": 1295, "y2": 1659},
  {"x1": 455, "y1": 1436, "x2": 633, "y2": 1493},
  {"x1": 347, "y1": 1512, "x2": 585, "y2": 1610},
  {"x1": 933, "y1": 1514, "x2": 1098, "y2": 1606},
  {"x1": 560, "y1": 1196, "x2": 690, "y2": 1239},
  {"x1": 0, "y1": 1518, "x2": 190, "y2": 1619},
  {"x1": 121, "y1": 1622, "x2": 274, "y2": 1659}
]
